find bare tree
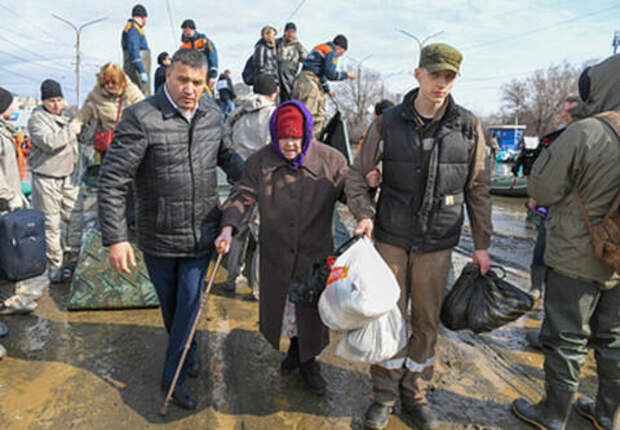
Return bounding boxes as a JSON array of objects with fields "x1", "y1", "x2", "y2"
[
  {"x1": 330, "y1": 66, "x2": 394, "y2": 144},
  {"x1": 499, "y1": 61, "x2": 581, "y2": 136}
]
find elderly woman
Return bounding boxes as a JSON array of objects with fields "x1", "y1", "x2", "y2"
[{"x1": 215, "y1": 100, "x2": 348, "y2": 395}]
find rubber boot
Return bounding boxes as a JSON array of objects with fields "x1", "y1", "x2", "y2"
[
  {"x1": 281, "y1": 337, "x2": 299, "y2": 374},
  {"x1": 363, "y1": 401, "x2": 393, "y2": 430},
  {"x1": 512, "y1": 386, "x2": 574, "y2": 430},
  {"x1": 574, "y1": 397, "x2": 614, "y2": 430},
  {"x1": 402, "y1": 402, "x2": 438, "y2": 430}
]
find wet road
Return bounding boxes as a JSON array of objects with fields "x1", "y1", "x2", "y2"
[{"x1": 0, "y1": 198, "x2": 599, "y2": 429}]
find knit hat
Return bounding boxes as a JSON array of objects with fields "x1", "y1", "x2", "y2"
[
  {"x1": 132, "y1": 4, "x2": 147, "y2": 17},
  {"x1": 284, "y1": 22, "x2": 296, "y2": 32},
  {"x1": 333, "y1": 34, "x2": 348, "y2": 50},
  {"x1": 0, "y1": 87, "x2": 13, "y2": 115},
  {"x1": 275, "y1": 105, "x2": 304, "y2": 138},
  {"x1": 181, "y1": 19, "x2": 196, "y2": 29},
  {"x1": 253, "y1": 73, "x2": 278, "y2": 95},
  {"x1": 40, "y1": 79, "x2": 63, "y2": 100},
  {"x1": 375, "y1": 99, "x2": 394, "y2": 116}
]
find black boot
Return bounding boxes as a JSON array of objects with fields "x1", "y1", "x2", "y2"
[
  {"x1": 512, "y1": 386, "x2": 574, "y2": 430},
  {"x1": 299, "y1": 358, "x2": 326, "y2": 396},
  {"x1": 281, "y1": 337, "x2": 299, "y2": 374},
  {"x1": 402, "y1": 402, "x2": 438, "y2": 430},
  {"x1": 526, "y1": 329, "x2": 542, "y2": 350},
  {"x1": 363, "y1": 402, "x2": 392, "y2": 430},
  {"x1": 160, "y1": 381, "x2": 197, "y2": 410},
  {"x1": 574, "y1": 396, "x2": 614, "y2": 430}
]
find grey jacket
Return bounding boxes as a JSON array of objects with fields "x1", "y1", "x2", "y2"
[
  {"x1": 0, "y1": 120, "x2": 28, "y2": 212},
  {"x1": 529, "y1": 54, "x2": 620, "y2": 286},
  {"x1": 225, "y1": 94, "x2": 276, "y2": 160},
  {"x1": 27, "y1": 106, "x2": 78, "y2": 178},
  {"x1": 98, "y1": 91, "x2": 244, "y2": 257}
]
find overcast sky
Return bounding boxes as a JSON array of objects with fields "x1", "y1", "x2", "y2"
[{"x1": 0, "y1": 0, "x2": 618, "y2": 116}]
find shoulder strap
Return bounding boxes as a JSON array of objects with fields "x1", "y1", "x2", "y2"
[
  {"x1": 573, "y1": 188, "x2": 596, "y2": 237},
  {"x1": 594, "y1": 111, "x2": 620, "y2": 139},
  {"x1": 114, "y1": 97, "x2": 123, "y2": 125}
]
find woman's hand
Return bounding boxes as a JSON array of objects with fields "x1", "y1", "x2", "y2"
[{"x1": 215, "y1": 226, "x2": 233, "y2": 254}]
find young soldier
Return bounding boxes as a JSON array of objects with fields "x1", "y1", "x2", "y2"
[{"x1": 346, "y1": 43, "x2": 492, "y2": 430}]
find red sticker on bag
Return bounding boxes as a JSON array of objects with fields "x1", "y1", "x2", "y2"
[{"x1": 326, "y1": 266, "x2": 348, "y2": 285}]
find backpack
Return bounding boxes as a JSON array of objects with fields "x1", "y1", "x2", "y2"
[
  {"x1": 242, "y1": 55, "x2": 255, "y2": 85},
  {"x1": 573, "y1": 111, "x2": 620, "y2": 273}
]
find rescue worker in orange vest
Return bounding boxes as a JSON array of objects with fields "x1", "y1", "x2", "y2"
[{"x1": 179, "y1": 19, "x2": 218, "y2": 89}]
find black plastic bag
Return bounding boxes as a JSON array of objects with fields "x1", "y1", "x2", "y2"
[
  {"x1": 289, "y1": 234, "x2": 363, "y2": 306},
  {"x1": 441, "y1": 263, "x2": 534, "y2": 333}
]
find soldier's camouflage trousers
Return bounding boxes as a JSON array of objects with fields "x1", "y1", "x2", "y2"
[{"x1": 292, "y1": 71, "x2": 326, "y2": 139}]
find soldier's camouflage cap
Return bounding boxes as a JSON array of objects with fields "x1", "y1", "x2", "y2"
[{"x1": 419, "y1": 43, "x2": 463, "y2": 74}]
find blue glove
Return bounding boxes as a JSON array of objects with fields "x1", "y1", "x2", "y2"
[{"x1": 140, "y1": 72, "x2": 148, "y2": 83}]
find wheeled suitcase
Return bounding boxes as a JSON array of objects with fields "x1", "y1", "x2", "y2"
[{"x1": 0, "y1": 209, "x2": 47, "y2": 281}]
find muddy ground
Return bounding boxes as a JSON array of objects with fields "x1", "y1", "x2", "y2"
[{"x1": 0, "y1": 197, "x2": 599, "y2": 429}]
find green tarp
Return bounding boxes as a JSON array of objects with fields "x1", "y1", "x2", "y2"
[{"x1": 67, "y1": 228, "x2": 159, "y2": 311}]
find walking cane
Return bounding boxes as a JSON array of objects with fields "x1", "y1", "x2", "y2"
[{"x1": 159, "y1": 251, "x2": 224, "y2": 416}]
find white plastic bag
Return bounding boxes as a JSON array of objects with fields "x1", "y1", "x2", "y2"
[
  {"x1": 318, "y1": 236, "x2": 400, "y2": 330},
  {"x1": 335, "y1": 306, "x2": 407, "y2": 364}
]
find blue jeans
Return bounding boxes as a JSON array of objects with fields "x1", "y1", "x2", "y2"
[
  {"x1": 221, "y1": 99, "x2": 235, "y2": 120},
  {"x1": 143, "y1": 253, "x2": 211, "y2": 387}
]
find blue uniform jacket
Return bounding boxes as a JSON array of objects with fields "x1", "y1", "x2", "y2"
[
  {"x1": 121, "y1": 19, "x2": 149, "y2": 74},
  {"x1": 301, "y1": 41, "x2": 347, "y2": 92},
  {"x1": 180, "y1": 32, "x2": 219, "y2": 79}
]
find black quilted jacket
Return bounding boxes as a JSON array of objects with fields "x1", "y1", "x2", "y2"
[{"x1": 98, "y1": 92, "x2": 244, "y2": 257}]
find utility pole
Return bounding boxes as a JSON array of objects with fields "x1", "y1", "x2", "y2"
[
  {"x1": 397, "y1": 29, "x2": 445, "y2": 52},
  {"x1": 613, "y1": 31, "x2": 620, "y2": 55},
  {"x1": 52, "y1": 14, "x2": 107, "y2": 108}
]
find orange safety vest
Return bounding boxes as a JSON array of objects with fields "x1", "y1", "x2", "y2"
[
  {"x1": 180, "y1": 36, "x2": 206, "y2": 51},
  {"x1": 12, "y1": 131, "x2": 27, "y2": 180}
]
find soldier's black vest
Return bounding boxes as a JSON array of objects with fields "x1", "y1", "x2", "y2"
[{"x1": 375, "y1": 93, "x2": 475, "y2": 252}]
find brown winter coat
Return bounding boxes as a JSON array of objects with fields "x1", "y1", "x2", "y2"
[{"x1": 221, "y1": 141, "x2": 348, "y2": 362}]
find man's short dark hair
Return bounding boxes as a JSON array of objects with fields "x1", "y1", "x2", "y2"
[
  {"x1": 181, "y1": 19, "x2": 196, "y2": 30},
  {"x1": 375, "y1": 99, "x2": 395, "y2": 116},
  {"x1": 170, "y1": 49, "x2": 207, "y2": 70},
  {"x1": 157, "y1": 51, "x2": 169, "y2": 66},
  {"x1": 565, "y1": 95, "x2": 580, "y2": 104}
]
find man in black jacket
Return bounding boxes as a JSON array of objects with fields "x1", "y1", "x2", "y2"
[
  {"x1": 98, "y1": 49, "x2": 243, "y2": 410},
  {"x1": 252, "y1": 25, "x2": 279, "y2": 85},
  {"x1": 216, "y1": 69, "x2": 236, "y2": 120}
]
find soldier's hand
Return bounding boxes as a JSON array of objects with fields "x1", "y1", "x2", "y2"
[
  {"x1": 215, "y1": 227, "x2": 233, "y2": 254},
  {"x1": 365, "y1": 169, "x2": 382, "y2": 188},
  {"x1": 354, "y1": 218, "x2": 374, "y2": 239},
  {"x1": 473, "y1": 249, "x2": 491, "y2": 275},
  {"x1": 347, "y1": 70, "x2": 356, "y2": 80},
  {"x1": 328, "y1": 89, "x2": 336, "y2": 97},
  {"x1": 109, "y1": 241, "x2": 136, "y2": 274}
]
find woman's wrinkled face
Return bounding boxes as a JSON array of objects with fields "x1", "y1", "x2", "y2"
[{"x1": 279, "y1": 137, "x2": 302, "y2": 160}]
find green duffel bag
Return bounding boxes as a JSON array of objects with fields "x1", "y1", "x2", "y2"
[{"x1": 67, "y1": 228, "x2": 159, "y2": 310}]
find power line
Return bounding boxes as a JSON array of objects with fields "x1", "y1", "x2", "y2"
[
  {"x1": 286, "y1": 0, "x2": 307, "y2": 21},
  {"x1": 0, "y1": 34, "x2": 73, "y2": 72},
  {"x1": 0, "y1": 4, "x2": 72, "y2": 47},
  {"x1": 463, "y1": 3, "x2": 620, "y2": 51}
]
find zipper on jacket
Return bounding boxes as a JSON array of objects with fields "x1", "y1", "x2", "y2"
[{"x1": 188, "y1": 119, "x2": 199, "y2": 252}]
